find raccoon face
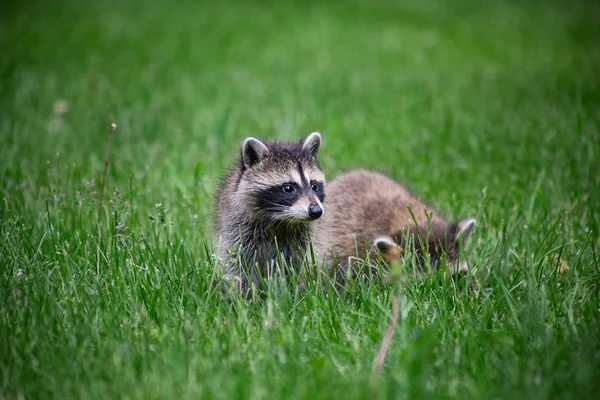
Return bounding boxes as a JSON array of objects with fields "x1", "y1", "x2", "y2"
[
  {"x1": 237, "y1": 132, "x2": 326, "y2": 223},
  {"x1": 374, "y1": 218, "x2": 476, "y2": 274}
]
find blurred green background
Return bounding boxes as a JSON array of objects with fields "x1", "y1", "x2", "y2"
[{"x1": 3, "y1": 0, "x2": 598, "y2": 233}]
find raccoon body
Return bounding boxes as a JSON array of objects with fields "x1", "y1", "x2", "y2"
[
  {"x1": 311, "y1": 169, "x2": 476, "y2": 282},
  {"x1": 215, "y1": 132, "x2": 326, "y2": 294}
]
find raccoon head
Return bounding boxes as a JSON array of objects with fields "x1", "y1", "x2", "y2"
[
  {"x1": 237, "y1": 132, "x2": 326, "y2": 223},
  {"x1": 375, "y1": 218, "x2": 476, "y2": 274}
]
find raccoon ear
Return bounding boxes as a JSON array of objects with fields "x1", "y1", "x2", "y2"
[
  {"x1": 454, "y1": 218, "x2": 476, "y2": 242},
  {"x1": 373, "y1": 236, "x2": 403, "y2": 262},
  {"x1": 301, "y1": 132, "x2": 322, "y2": 157},
  {"x1": 242, "y1": 137, "x2": 270, "y2": 168}
]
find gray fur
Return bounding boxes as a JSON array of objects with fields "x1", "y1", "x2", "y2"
[
  {"x1": 311, "y1": 169, "x2": 476, "y2": 283},
  {"x1": 214, "y1": 133, "x2": 326, "y2": 296}
]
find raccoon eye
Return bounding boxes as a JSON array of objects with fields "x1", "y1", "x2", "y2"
[
  {"x1": 310, "y1": 182, "x2": 320, "y2": 192},
  {"x1": 282, "y1": 184, "x2": 295, "y2": 193}
]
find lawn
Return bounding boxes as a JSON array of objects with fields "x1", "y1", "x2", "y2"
[{"x1": 1, "y1": 0, "x2": 600, "y2": 398}]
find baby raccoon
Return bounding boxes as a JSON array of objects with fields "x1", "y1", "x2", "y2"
[
  {"x1": 215, "y1": 132, "x2": 326, "y2": 295},
  {"x1": 311, "y1": 169, "x2": 476, "y2": 283}
]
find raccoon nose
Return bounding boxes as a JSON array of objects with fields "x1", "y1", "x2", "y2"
[{"x1": 308, "y1": 205, "x2": 323, "y2": 220}]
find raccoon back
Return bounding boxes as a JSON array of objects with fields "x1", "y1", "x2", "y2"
[{"x1": 311, "y1": 169, "x2": 446, "y2": 268}]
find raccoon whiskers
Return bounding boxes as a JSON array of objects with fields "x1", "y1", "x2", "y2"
[
  {"x1": 252, "y1": 200, "x2": 289, "y2": 217},
  {"x1": 279, "y1": 209, "x2": 310, "y2": 222}
]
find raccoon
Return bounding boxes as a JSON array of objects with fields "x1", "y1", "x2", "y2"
[
  {"x1": 215, "y1": 132, "x2": 326, "y2": 295},
  {"x1": 311, "y1": 169, "x2": 476, "y2": 283}
]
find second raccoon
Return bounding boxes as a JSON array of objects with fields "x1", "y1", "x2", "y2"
[{"x1": 311, "y1": 169, "x2": 476, "y2": 282}]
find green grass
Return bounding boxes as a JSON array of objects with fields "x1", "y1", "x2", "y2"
[{"x1": 2, "y1": 0, "x2": 600, "y2": 398}]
